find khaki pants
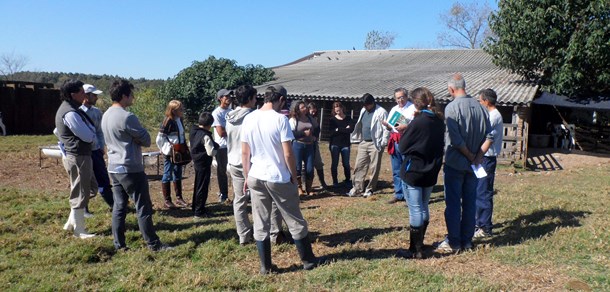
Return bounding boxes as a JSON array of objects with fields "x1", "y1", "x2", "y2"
[
  {"x1": 351, "y1": 141, "x2": 383, "y2": 194},
  {"x1": 247, "y1": 177, "x2": 309, "y2": 241},
  {"x1": 62, "y1": 154, "x2": 97, "y2": 209}
]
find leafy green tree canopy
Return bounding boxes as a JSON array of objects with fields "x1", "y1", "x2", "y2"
[
  {"x1": 485, "y1": 0, "x2": 610, "y2": 98},
  {"x1": 160, "y1": 56, "x2": 274, "y2": 121}
]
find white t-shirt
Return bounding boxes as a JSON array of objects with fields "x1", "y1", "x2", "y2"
[
  {"x1": 212, "y1": 106, "x2": 231, "y2": 149},
  {"x1": 387, "y1": 101, "x2": 416, "y2": 130},
  {"x1": 485, "y1": 108, "x2": 504, "y2": 157},
  {"x1": 241, "y1": 109, "x2": 295, "y2": 183}
]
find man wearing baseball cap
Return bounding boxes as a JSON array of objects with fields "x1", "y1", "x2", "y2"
[
  {"x1": 80, "y1": 84, "x2": 114, "y2": 212},
  {"x1": 212, "y1": 88, "x2": 233, "y2": 204}
]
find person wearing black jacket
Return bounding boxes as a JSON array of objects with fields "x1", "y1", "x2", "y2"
[
  {"x1": 328, "y1": 101, "x2": 353, "y2": 187},
  {"x1": 398, "y1": 87, "x2": 445, "y2": 259},
  {"x1": 189, "y1": 112, "x2": 218, "y2": 218}
]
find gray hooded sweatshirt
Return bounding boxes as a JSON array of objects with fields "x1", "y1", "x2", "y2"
[{"x1": 226, "y1": 107, "x2": 255, "y2": 168}]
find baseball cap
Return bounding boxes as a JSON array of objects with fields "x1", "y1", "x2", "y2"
[
  {"x1": 271, "y1": 85, "x2": 287, "y2": 97},
  {"x1": 216, "y1": 89, "x2": 233, "y2": 99},
  {"x1": 83, "y1": 84, "x2": 103, "y2": 94}
]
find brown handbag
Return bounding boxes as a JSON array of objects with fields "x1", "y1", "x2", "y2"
[{"x1": 166, "y1": 137, "x2": 192, "y2": 166}]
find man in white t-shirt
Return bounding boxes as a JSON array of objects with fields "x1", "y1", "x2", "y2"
[
  {"x1": 382, "y1": 88, "x2": 416, "y2": 204},
  {"x1": 475, "y1": 88, "x2": 503, "y2": 238},
  {"x1": 212, "y1": 89, "x2": 233, "y2": 204},
  {"x1": 241, "y1": 85, "x2": 327, "y2": 274}
]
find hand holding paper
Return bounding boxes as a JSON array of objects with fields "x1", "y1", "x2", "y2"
[{"x1": 471, "y1": 164, "x2": 487, "y2": 178}]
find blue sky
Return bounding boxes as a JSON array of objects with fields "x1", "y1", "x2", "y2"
[{"x1": 0, "y1": 0, "x2": 497, "y2": 80}]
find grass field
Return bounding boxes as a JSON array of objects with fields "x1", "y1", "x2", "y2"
[{"x1": 0, "y1": 135, "x2": 608, "y2": 291}]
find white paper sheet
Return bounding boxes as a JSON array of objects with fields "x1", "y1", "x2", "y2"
[{"x1": 471, "y1": 164, "x2": 487, "y2": 178}]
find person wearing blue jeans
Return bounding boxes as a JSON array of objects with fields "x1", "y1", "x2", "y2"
[
  {"x1": 328, "y1": 101, "x2": 352, "y2": 187},
  {"x1": 382, "y1": 88, "x2": 415, "y2": 204},
  {"x1": 156, "y1": 100, "x2": 188, "y2": 209},
  {"x1": 438, "y1": 74, "x2": 493, "y2": 253},
  {"x1": 289, "y1": 100, "x2": 318, "y2": 195},
  {"x1": 475, "y1": 156, "x2": 496, "y2": 235},
  {"x1": 475, "y1": 88, "x2": 503, "y2": 237},
  {"x1": 398, "y1": 87, "x2": 445, "y2": 259}
]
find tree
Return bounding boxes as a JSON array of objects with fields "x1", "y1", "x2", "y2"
[
  {"x1": 364, "y1": 30, "x2": 397, "y2": 50},
  {"x1": 160, "y1": 56, "x2": 275, "y2": 122},
  {"x1": 0, "y1": 52, "x2": 29, "y2": 80},
  {"x1": 437, "y1": 1, "x2": 492, "y2": 49},
  {"x1": 485, "y1": 0, "x2": 610, "y2": 98}
]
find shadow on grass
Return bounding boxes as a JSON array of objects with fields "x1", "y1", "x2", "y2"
[
  {"x1": 315, "y1": 227, "x2": 403, "y2": 247},
  {"x1": 490, "y1": 208, "x2": 590, "y2": 246},
  {"x1": 173, "y1": 228, "x2": 238, "y2": 248},
  {"x1": 156, "y1": 203, "x2": 234, "y2": 218}
]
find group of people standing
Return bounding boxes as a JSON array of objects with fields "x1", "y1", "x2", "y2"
[{"x1": 54, "y1": 72, "x2": 503, "y2": 272}]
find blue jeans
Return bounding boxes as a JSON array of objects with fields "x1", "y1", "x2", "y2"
[
  {"x1": 161, "y1": 156, "x2": 182, "y2": 183},
  {"x1": 403, "y1": 182, "x2": 432, "y2": 227},
  {"x1": 329, "y1": 145, "x2": 351, "y2": 185},
  {"x1": 476, "y1": 156, "x2": 497, "y2": 233},
  {"x1": 443, "y1": 165, "x2": 478, "y2": 249},
  {"x1": 292, "y1": 141, "x2": 314, "y2": 180},
  {"x1": 390, "y1": 142, "x2": 404, "y2": 200}
]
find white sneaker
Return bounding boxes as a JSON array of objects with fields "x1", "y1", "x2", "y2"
[
  {"x1": 436, "y1": 238, "x2": 460, "y2": 253},
  {"x1": 473, "y1": 228, "x2": 489, "y2": 239},
  {"x1": 346, "y1": 188, "x2": 360, "y2": 197},
  {"x1": 363, "y1": 190, "x2": 373, "y2": 198}
]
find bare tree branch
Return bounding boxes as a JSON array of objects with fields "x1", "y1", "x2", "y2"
[
  {"x1": 0, "y1": 52, "x2": 29, "y2": 80},
  {"x1": 364, "y1": 30, "x2": 397, "y2": 50},
  {"x1": 438, "y1": 1, "x2": 492, "y2": 49}
]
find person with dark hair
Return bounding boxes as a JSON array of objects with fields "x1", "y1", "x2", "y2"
[
  {"x1": 382, "y1": 88, "x2": 416, "y2": 204},
  {"x1": 226, "y1": 85, "x2": 258, "y2": 243},
  {"x1": 289, "y1": 100, "x2": 318, "y2": 196},
  {"x1": 398, "y1": 87, "x2": 445, "y2": 259},
  {"x1": 56, "y1": 79, "x2": 97, "y2": 239},
  {"x1": 212, "y1": 88, "x2": 234, "y2": 205},
  {"x1": 328, "y1": 101, "x2": 352, "y2": 187},
  {"x1": 155, "y1": 100, "x2": 188, "y2": 209},
  {"x1": 347, "y1": 93, "x2": 389, "y2": 198},
  {"x1": 189, "y1": 112, "x2": 218, "y2": 219},
  {"x1": 80, "y1": 84, "x2": 114, "y2": 213},
  {"x1": 102, "y1": 79, "x2": 170, "y2": 251},
  {"x1": 242, "y1": 85, "x2": 327, "y2": 274},
  {"x1": 437, "y1": 74, "x2": 494, "y2": 253},
  {"x1": 475, "y1": 88, "x2": 503, "y2": 238},
  {"x1": 306, "y1": 102, "x2": 329, "y2": 190}
]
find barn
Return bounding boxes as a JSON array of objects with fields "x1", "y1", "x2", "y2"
[{"x1": 256, "y1": 49, "x2": 539, "y2": 162}]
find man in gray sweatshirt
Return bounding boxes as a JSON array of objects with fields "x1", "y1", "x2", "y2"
[
  {"x1": 226, "y1": 85, "x2": 287, "y2": 245},
  {"x1": 101, "y1": 79, "x2": 170, "y2": 252}
]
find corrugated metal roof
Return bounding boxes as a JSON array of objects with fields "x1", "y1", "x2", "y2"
[{"x1": 256, "y1": 49, "x2": 538, "y2": 106}]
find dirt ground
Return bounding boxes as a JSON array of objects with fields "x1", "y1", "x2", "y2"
[{"x1": 3, "y1": 144, "x2": 610, "y2": 207}]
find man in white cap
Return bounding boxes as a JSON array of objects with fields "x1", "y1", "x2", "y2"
[
  {"x1": 212, "y1": 88, "x2": 233, "y2": 204},
  {"x1": 80, "y1": 84, "x2": 114, "y2": 211}
]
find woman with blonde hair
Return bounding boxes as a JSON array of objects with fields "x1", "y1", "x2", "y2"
[{"x1": 156, "y1": 100, "x2": 189, "y2": 208}]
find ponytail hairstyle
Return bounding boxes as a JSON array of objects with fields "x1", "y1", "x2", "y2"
[{"x1": 410, "y1": 87, "x2": 443, "y2": 119}]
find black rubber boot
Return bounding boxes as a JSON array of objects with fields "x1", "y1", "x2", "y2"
[
  {"x1": 294, "y1": 234, "x2": 328, "y2": 270},
  {"x1": 255, "y1": 239, "x2": 273, "y2": 275},
  {"x1": 409, "y1": 226, "x2": 424, "y2": 259},
  {"x1": 421, "y1": 220, "x2": 429, "y2": 246}
]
